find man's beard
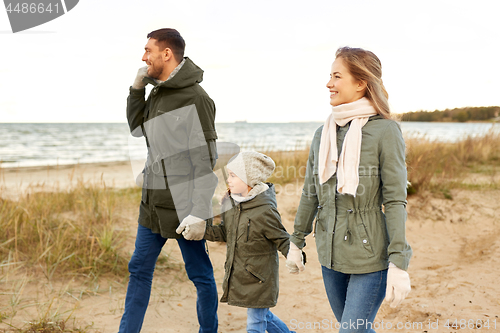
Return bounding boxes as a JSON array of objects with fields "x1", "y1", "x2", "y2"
[{"x1": 148, "y1": 60, "x2": 163, "y2": 80}]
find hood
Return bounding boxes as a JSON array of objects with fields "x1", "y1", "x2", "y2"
[
  {"x1": 143, "y1": 57, "x2": 204, "y2": 89},
  {"x1": 231, "y1": 182, "x2": 269, "y2": 203},
  {"x1": 237, "y1": 183, "x2": 278, "y2": 211}
]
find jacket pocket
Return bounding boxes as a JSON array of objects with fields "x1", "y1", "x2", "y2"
[
  {"x1": 245, "y1": 264, "x2": 266, "y2": 283},
  {"x1": 357, "y1": 214, "x2": 375, "y2": 258}
]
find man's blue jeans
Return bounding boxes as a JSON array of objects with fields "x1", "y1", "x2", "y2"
[
  {"x1": 118, "y1": 224, "x2": 218, "y2": 333},
  {"x1": 321, "y1": 266, "x2": 387, "y2": 333},
  {"x1": 246, "y1": 308, "x2": 295, "y2": 333}
]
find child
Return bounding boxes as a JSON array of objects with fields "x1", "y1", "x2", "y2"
[{"x1": 204, "y1": 151, "x2": 295, "y2": 333}]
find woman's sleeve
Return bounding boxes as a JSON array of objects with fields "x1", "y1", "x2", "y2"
[
  {"x1": 290, "y1": 134, "x2": 320, "y2": 249},
  {"x1": 379, "y1": 121, "x2": 412, "y2": 270}
]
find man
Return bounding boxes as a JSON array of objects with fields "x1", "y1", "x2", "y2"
[{"x1": 120, "y1": 28, "x2": 218, "y2": 333}]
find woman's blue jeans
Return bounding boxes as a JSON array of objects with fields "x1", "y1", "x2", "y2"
[
  {"x1": 118, "y1": 224, "x2": 218, "y2": 333},
  {"x1": 321, "y1": 266, "x2": 387, "y2": 333},
  {"x1": 246, "y1": 308, "x2": 296, "y2": 333}
]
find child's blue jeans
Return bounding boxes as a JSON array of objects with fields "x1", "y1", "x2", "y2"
[
  {"x1": 247, "y1": 308, "x2": 296, "y2": 333},
  {"x1": 321, "y1": 266, "x2": 387, "y2": 333}
]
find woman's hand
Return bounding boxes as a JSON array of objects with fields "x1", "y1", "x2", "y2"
[
  {"x1": 385, "y1": 262, "x2": 411, "y2": 308},
  {"x1": 286, "y1": 242, "x2": 305, "y2": 274}
]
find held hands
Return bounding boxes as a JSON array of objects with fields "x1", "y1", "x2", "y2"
[
  {"x1": 176, "y1": 215, "x2": 206, "y2": 240},
  {"x1": 385, "y1": 262, "x2": 411, "y2": 308},
  {"x1": 286, "y1": 242, "x2": 305, "y2": 274},
  {"x1": 132, "y1": 66, "x2": 149, "y2": 89}
]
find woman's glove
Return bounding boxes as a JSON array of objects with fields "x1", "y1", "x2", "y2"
[
  {"x1": 132, "y1": 66, "x2": 149, "y2": 89},
  {"x1": 385, "y1": 262, "x2": 411, "y2": 308},
  {"x1": 176, "y1": 215, "x2": 206, "y2": 240},
  {"x1": 286, "y1": 242, "x2": 305, "y2": 274}
]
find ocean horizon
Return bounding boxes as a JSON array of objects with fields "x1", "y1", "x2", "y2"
[{"x1": 1, "y1": 121, "x2": 498, "y2": 168}]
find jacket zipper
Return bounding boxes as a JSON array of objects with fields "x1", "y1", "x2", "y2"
[{"x1": 246, "y1": 219, "x2": 250, "y2": 242}]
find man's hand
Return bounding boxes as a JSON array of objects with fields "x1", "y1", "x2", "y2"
[
  {"x1": 135, "y1": 172, "x2": 144, "y2": 187},
  {"x1": 176, "y1": 215, "x2": 206, "y2": 240},
  {"x1": 286, "y1": 242, "x2": 305, "y2": 274},
  {"x1": 132, "y1": 66, "x2": 149, "y2": 89},
  {"x1": 385, "y1": 262, "x2": 411, "y2": 308}
]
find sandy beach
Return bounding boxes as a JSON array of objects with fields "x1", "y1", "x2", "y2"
[{"x1": 1, "y1": 161, "x2": 499, "y2": 332}]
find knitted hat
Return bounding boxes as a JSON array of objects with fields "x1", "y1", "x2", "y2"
[{"x1": 226, "y1": 151, "x2": 276, "y2": 187}]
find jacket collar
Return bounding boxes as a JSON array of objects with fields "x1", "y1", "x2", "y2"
[
  {"x1": 224, "y1": 183, "x2": 278, "y2": 210},
  {"x1": 142, "y1": 57, "x2": 204, "y2": 89}
]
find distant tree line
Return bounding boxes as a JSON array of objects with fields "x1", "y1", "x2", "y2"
[{"x1": 401, "y1": 106, "x2": 500, "y2": 122}]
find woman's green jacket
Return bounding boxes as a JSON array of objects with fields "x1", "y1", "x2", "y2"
[{"x1": 290, "y1": 115, "x2": 412, "y2": 273}]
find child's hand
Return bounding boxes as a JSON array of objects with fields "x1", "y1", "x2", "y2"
[{"x1": 286, "y1": 242, "x2": 305, "y2": 274}]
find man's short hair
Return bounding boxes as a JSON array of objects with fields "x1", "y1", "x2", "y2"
[{"x1": 147, "y1": 28, "x2": 185, "y2": 62}]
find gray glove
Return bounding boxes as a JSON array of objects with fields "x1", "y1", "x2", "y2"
[
  {"x1": 135, "y1": 172, "x2": 144, "y2": 187},
  {"x1": 385, "y1": 262, "x2": 411, "y2": 308},
  {"x1": 286, "y1": 242, "x2": 305, "y2": 274},
  {"x1": 132, "y1": 66, "x2": 149, "y2": 89},
  {"x1": 176, "y1": 215, "x2": 206, "y2": 240}
]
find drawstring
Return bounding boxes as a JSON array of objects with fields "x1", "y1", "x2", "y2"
[{"x1": 344, "y1": 209, "x2": 353, "y2": 244}]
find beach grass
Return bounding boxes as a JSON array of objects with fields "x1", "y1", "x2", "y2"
[
  {"x1": 0, "y1": 180, "x2": 132, "y2": 283},
  {"x1": 405, "y1": 128, "x2": 500, "y2": 194}
]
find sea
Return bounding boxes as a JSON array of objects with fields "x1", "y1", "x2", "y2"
[{"x1": 0, "y1": 121, "x2": 498, "y2": 168}]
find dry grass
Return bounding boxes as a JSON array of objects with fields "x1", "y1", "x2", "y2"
[
  {"x1": 405, "y1": 128, "x2": 500, "y2": 194},
  {"x1": 0, "y1": 181, "x2": 134, "y2": 283},
  {"x1": 266, "y1": 150, "x2": 310, "y2": 185}
]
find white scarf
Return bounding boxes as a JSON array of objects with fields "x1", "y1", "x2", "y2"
[{"x1": 318, "y1": 97, "x2": 377, "y2": 196}]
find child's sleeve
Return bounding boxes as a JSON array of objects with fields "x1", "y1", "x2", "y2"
[
  {"x1": 262, "y1": 207, "x2": 290, "y2": 258},
  {"x1": 204, "y1": 215, "x2": 227, "y2": 242}
]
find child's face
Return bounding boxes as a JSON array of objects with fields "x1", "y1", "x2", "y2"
[{"x1": 227, "y1": 168, "x2": 251, "y2": 196}]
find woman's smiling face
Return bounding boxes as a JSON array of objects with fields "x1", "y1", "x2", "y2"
[{"x1": 326, "y1": 57, "x2": 366, "y2": 107}]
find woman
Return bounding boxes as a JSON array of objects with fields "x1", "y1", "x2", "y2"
[{"x1": 286, "y1": 47, "x2": 412, "y2": 332}]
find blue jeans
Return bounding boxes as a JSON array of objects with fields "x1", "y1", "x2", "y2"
[
  {"x1": 247, "y1": 308, "x2": 295, "y2": 333},
  {"x1": 118, "y1": 224, "x2": 218, "y2": 333},
  {"x1": 321, "y1": 266, "x2": 387, "y2": 333}
]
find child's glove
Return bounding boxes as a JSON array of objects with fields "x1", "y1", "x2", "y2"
[
  {"x1": 385, "y1": 262, "x2": 411, "y2": 308},
  {"x1": 132, "y1": 66, "x2": 149, "y2": 89},
  {"x1": 286, "y1": 242, "x2": 305, "y2": 274},
  {"x1": 176, "y1": 215, "x2": 206, "y2": 240}
]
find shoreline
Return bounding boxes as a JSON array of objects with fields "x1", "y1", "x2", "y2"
[
  {"x1": 0, "y1": 160, "x2": 140, "y2": 199},
  {"x1": 0, "y1": 159, "x2": 132, "y2": 172}
]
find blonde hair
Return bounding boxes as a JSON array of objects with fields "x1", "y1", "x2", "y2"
[{"x1": 335, "y1": 47, "x2": 391, "y2": 119}]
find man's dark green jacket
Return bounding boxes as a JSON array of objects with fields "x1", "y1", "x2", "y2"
[{"x1": 127, "y1": 57, "x2": 218, "y2": 239}]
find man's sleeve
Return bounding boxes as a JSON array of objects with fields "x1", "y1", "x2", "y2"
[{"x1": 127, "y1": 87, "x2": 147, "y2": 137}]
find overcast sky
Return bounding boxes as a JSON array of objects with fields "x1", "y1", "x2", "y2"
[{"x1": 1, "y1": 0, "x2": 499, "y2": 123}]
